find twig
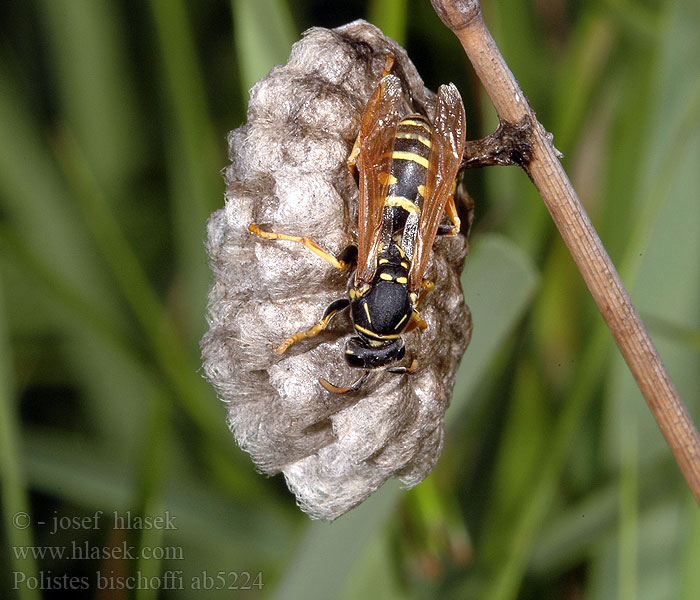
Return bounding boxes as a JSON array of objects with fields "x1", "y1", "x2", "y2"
[{"x1": 431, "y1": 0, "x2": 700, "y2": 504}]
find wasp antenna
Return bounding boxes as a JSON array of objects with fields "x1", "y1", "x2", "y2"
[{"x1": 319, "y1": 371, "x2": 370, "y2": 394}]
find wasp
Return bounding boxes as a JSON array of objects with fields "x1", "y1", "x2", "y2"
[{"x1": 249, "y1": 57, "x2": 466, "y2": 393}]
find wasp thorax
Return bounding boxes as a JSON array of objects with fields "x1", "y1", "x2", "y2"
[{"x1": 349, "y1": 244, "x2": 413, "y2": 346}]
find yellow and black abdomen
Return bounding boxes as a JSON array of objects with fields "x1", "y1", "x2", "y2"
[{"x1": 383, "y1": 115, "x2": 432, "y2": 257}]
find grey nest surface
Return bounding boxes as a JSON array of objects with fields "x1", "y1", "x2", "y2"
[{"x1": 201, "y1": 21, "x2": 472, "y2": 520}]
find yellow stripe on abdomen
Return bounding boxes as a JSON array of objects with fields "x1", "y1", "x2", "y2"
[
  {"x1": 384, "y1": 196, "x2": 420, "y2": 214},
  {"x1": 378, "y1": 171, "x2": 398, "y2": 186},
  {"x1": 395, "y1": 131, "x2": 432, "y2": 148},
  {"x1": 400, "y1": 118, "x2": 431, "y2": 132},
  {"x1": 391, "y1": 150, "x2": 429, "y2": 169}
]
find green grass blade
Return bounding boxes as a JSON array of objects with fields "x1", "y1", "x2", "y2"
[
  {"x1": 0, "y1": 226, "x2": 136, "y2": 361},
  {"x1": 680, "y1": 496, "x2": 700, "y2": 600},
  {"x1": 475, "y1": 324, "x2": 612, "y2": 600},
  {"x1": 368, "y1": 0, "x2": 408, "y2": 46},
  {"x1": 22, "y1": 430, "x2": 294, "y2": 566},
  {"x1": 617, "y1": 423, "x2": 639, "y2": 600},
  {"x1": 271, "y1": 480, "x2": 403, "y2": 600},
  {"x1": 529, "y1": 457, "x2": 681, "y2": 575},
  {"x1": 479, "y1": 458, "x2": 686, "y2": 598},
  {"x1": 0, "y1": 64, "x2": 119, "y2": 316},
  {"x1": 37, "y1": 0, "x2": 144, "y2": 186},
  {"x1": 0, "y1": 277, "x2": 40, "y2": 600},
  {"x1": 477, "y1": 359, "x2": 550, "y2": 566},
  {"x1": 231, "y1": 0, "x2": 297, "y2": 99},
  {"x1": 337, "y1": 531, "x2": 407, "y2": 600},
  {"x1": 552, "y1": 12, "x2": 617, "y2": 152},
  {"x1": 132, "y1": 391, "x2": 172, "y2": 600},
  {"x1": 149, "y1": 0, "x2": 226, "y2": 341},
  {"x1": 53, "y1": 129, "x2": 225, "y2": 440},
  {"x1": 449, "y1": 233, "x2": 539, "y2": 421}
]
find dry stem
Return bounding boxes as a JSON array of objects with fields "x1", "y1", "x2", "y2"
[{"x1": 431, "y1": 0, "x2": 700, "y2": 503}]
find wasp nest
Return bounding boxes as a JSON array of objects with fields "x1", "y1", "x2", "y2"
[{"x1": 201, "y1": 21, "x2": 472, "y2": 520}]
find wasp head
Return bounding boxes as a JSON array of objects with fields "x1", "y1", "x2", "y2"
[{"x1": 344, "y1": 335, "x2": 405, "y2": 369}]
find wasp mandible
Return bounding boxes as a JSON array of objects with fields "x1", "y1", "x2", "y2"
[{"x1": 249, "y1": 57, "x2": 466, "y2": 392}]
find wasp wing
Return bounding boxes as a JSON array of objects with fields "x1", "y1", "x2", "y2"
[
  {"x1": 408, "y1": 83, "x2": 466, "y2": 291},
  {"x1": 354, "y1": 74, "x2": 402, "y2": 284}
]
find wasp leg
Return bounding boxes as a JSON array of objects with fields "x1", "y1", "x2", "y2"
[
  {"x1": 404, "y1": 310, "x2": 428, "y2": 333},
  {"x1": 249, "y1": 223, "x2": 349, "y2": 270},
  {"x1": 275, "y1": 299, "x2": 350, "y2": 354},
  {"x1": 404, "y1": 281, "x2": 433, "y2": 333},
  {"x1": 387, "y1": 358, "x2": 418, "y2": 375},
  {"x1": 348, "y1": 137, "x2": 360, "y2": 176},
  {"x1": 319, "y1": 371, "x2": 370, "y2": 394},
  {"x1": 336, "y1": 244, "x2": 358, "y2": 267},
  {"x1": 435, "y1": 181, "x2": 462, "y2": 236},
  {"x1": 442, "y1": 193, "x2": 461, "y2": 235},
  {"x1": 417, "y1": 279, "x2": 435, "y2": 306}
]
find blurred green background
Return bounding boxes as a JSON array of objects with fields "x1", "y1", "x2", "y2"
[{"x1": 1, "y1": 0, "x2": 699, "y2": 598}]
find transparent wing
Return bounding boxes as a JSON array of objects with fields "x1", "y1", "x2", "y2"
[
  {"x1": 408, "y1": 83, "x2": 466, "y2": 291},
  {"x1": 354, "y1": 74, "x2": 402, "y2": 284}
]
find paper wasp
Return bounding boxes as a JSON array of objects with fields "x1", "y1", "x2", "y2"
[{"x1": 249, "y1": 57, "x2": 466, "y2": 392}]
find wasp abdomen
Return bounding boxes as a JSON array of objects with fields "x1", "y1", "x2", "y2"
[
  {"x1": 382, "y1": 114, "x2": 432, "y2": 252},
  {"x1": 387, "y1": 115, "x2": 431, "y2": 198}
]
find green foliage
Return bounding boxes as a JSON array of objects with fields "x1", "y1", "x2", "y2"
[{"x1": 0, "y1": 0, "x2": 698, "y2": 598}]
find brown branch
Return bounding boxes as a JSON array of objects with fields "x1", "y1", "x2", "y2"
[{"x1": 432, "y1": 0, "x2": 700, "y2": 503}]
